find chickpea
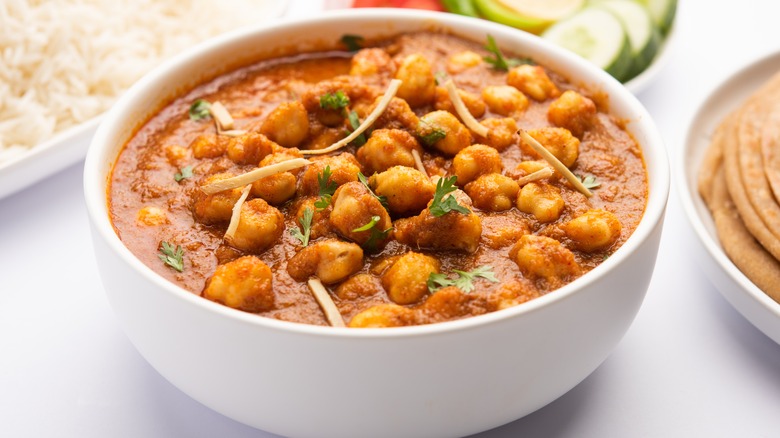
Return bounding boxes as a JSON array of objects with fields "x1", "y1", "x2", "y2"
[
  {"x1": 547, "y1": 90, "x2": 597, "y2": 138},
  {"x1": 419, "y1": 110, "x2": 472, "y2": 156},
  {"x1": 371, "y1": 96, "x2": 420, "y2": 132},
  {"x1": 350, "y1": 48, "x2": 396, "y2": 77},
  {"x1": 446, "y1": 50, "x2": 483, "y2": 74},
  {"x1": 510, "y1": 160, "x2": 557, "y2": 181},
  {"x1": 305, "y1": 127, "x2": 345, "y2": 151},
  {"x1": 509, "y1": 234, "x2": 581, "y2": 284},
  {"x1": 192, "y1": 173, "x2": 244, "y2": 224},
  {"x1": 165, "y1": 144, "x2": 189, "y2": 165},
  {"x1": 522, "y1": 127, "x2": 580, "y2": 168},
  {"x1": 452, "y1": 144, "x2": 503, "y2": 185},
  {"x1": 295, "y1": 197, "x2": 332, "y2": 240},
  {"x1": 348, "y1": 303, "x2": 412, "y2": 328},
  {"x1": 490, "y1": 279, "x2": 541, "y2": 310},
  {"x1": 227, "y1": 198, "x2": 285, "y2": 253},
  {"x1": 434, "y1": 86, "x2": 486, "y2": 118},
  {"x1": 506, "y1": 64, "x2": 560, "y2": 101},
  {"x1": 369, "y1": 166, "x2": 435, "y2": 216},
  {"x1": 394, "y1": 190, "x2": 482, "y2": 253},
  {"x1": 419, "y1": 286, "x2": 474, "y2": 321},
  {"x1": 190, "y1": 134, "x2": 228, "y2": 159},
  {"x1": 287, "y1": 239, "x2": 364, "y2": 284},
  {"x1": 473, "y1": 117, "x2": 518, "y2": 152},
  {"x1": 251, "y1": 152, "x2": 298, "y2": 205},
  {"x1": 465, "y1": 173, "x2": 519, "y2": 212},
  {"x1": 560, "y1": 209, "x2": 622, "y2": 252},
  {"x1": 260, "y1": 101, "x2": 309, "y2": 148},
  {"x1": 227, "y1": 131, "x2": 275, "y2": 165},
  {"x1": 335, "y1": 274, "x2": 382, "y2": 301},
  {"x1": 517, "y1": 182, "x2": 565, "y2": 223},
  {"x1": 382, "y1": 252, "x2": 440, "y2": 304},
  {"x1": 329, "y1": 181, "x2": 393, "y2": 249},
  {"x1": 299, "y1": 153, "x2": 361, "y2": 196},
  {"x1": 394, "y1": 53, "x2": 436, "y2": 108},
  {"x1": 136, "y1": 206, "x2": 168, "y2": 226},
  {"x1": 203, "y1": 256, "x2": 275, "y2": 312},
  {"x1": 482, "y1": 85, "x2": 529, "y2": 116},
  {"x1": 301, "y1": 78, "x2": 376, "y2": 127},
  {"x1": 356, "y1": 129, "x2": 423, "y2": 174}
]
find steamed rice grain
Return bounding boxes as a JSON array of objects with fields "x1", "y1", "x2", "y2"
[{"x1": 0, "y1": 0, "x2": 282, "y2": 163}]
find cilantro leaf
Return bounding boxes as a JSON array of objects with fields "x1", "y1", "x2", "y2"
[
  {"x1": 174, "y1": 165, "x2": 193, "y2": 182},
  {"x1": 158, "y1": 241, "x2": 184, "y2": 272},
  {"x1": 577, "y1": 174, "x2": 601, "y2": 190},
  {"x1": 319, "y1": 90, "x2": 350, "y2": 111},
  {"x1": 352, "y1": 215, "x2": 380, "y2": 232},
  {"x1": 347, "y1": 111, "x2": 367, "y2": 147},
  {"x1": 483, "y1": 35, "x2": 534, "y2": 71},
  {"x1": 188, "y1": 99, "x2": 211, "y2": 121},
  {"x1": 429, "y1": 176, "x2": 470, "y2": 217},
  {"x1": 427, "y1": 265, "x2": 499, "y2": 293},
  {"x1": 290, "y1": 207, "x2": 313, "y2": 247},
  {"x1": 357, "y1": 172, "x2": 388, "y2": 209},
  {"x1": 315, "y1": 166, "x2": 338, "y2": 210},
  {"x1": 341, "y1": 34, "x2": 364, "y2": 52},
  {"x1": 364, "y1": 226, "x2": 393, "y2": 252}
]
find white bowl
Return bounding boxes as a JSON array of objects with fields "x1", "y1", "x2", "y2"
[
  {"x1": 84, "y1": 9, "x2": 669, "y2": 438},
  {"x1": 678, "y1": 50, "x2": 780, "y2": 345}
]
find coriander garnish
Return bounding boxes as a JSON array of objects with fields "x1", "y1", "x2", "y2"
[
  {"x1": 418, "y1": 119, "x2": 447, "y2": 146},
  {"x1": 158, "y1": 241, "x2": 184, "y2": 272},
  {"x1": 352, "y1": 215, "x2": 381, "y2": 232},
  {"x1": 341, "y1": 34, "x2": 364, "y2": 52},
  {"x1": 314, "y1": 166, "x2": 338, "y2": 210},
  {"x1": 320, "y1": 90, "x2": 350, "y2": 111},
  {"x1": 188, "y1": 99, "x2": 211, "y2": 121},
  {"x1": 347, "y1": 110, "x2": 367, "y2": 146},
  {"x1": 429, "y1": 175, "x2": 470, "y2": 217},
  {"x1": 427, "y1": 265, "x2": 498, "y2": 293},
  {"x1": 577, "y1": 174, "x2": 601, "y2": 190},
  {"x1": 483, "y1": 35, "x2": 533, "y2": 71},
  {"x1": 174, "y1": 165, "x2": 193, "y2": 182},
  {"x1": 364, "y1": 226, "x2": 392, "y2": 252},
  {"x1": 290, "y1": 207, "x2": 313, "y2": 247},
  {"x1": 357, "y1": 172, "x2": 388, "y2": 209}
]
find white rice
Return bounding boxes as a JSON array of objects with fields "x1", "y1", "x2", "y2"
[{"x1": 0, "y1": 0, "x2": 283, "y2": 163}]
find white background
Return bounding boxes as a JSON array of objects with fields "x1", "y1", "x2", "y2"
[{"x1": 2, "y1": 1, "x2": 780, "y2": 437}]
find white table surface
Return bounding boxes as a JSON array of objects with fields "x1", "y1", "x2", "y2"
[{"x1": 3, "y1": 1, "x2": 780, "y2": 437}]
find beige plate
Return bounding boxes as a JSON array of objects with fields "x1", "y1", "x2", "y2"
[{"x1": 679, "y1": 50, "x2": 780, "y2": 345}]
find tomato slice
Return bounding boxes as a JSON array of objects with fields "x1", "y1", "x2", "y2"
[{"x1": 352, "y1": 0, "x2": 444, "y2": 11}]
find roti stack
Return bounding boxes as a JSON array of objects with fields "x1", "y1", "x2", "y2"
[{"x1": 699, "y1": 72, "x2": 780, "y2": 303}]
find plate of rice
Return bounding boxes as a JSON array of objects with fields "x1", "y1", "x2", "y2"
[{"x1": 0, "y1": 0, "x2": 288, "y2": 199}]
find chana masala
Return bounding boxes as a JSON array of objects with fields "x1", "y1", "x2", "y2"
[{"x1": 109, "y1": 31, "x2": 648, "y2": 328}]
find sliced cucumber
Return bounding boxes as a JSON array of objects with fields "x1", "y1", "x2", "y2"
[
  {"x1": 637, "y1": 0, "x2": 677, "y2": 35},
  {"x1": 596, "y1": 0, "x2": 661, "y2": 80},
  {"x1": 542, "y1": 7, "x2": 633, "y2": 82},
  {"x1": 473, "y1": 0, "x2": 554, "y2": 34}
]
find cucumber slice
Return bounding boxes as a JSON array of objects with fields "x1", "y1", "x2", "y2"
[
  {"x1": 596, "y1": 0, "x2": 661, "y2": 80},
  {"x1": 473, "y1": 0, "x2": 555, "y2": 34},
  {"x1": 542, "y1": 7, "x2": 633, "y2": 81},
  {"x1": 637, "y1": 0, "x2": 677, "y2": 35}
]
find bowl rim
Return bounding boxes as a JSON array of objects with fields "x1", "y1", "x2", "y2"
[
  {"x1": 84, "y1": 8, "x2": 670, "y2": 338},
  {"x1": 677, "y1": 50, "x2": 780, "y2": 319}
]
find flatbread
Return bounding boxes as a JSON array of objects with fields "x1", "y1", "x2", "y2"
[
  {"x1": 734, "y1": 77, "x2": 780, "y2": 242},
  {"x1": 760, "y1": 104, "x2": 780, "y2": 205},
  {"x1": 698, "y1": 118, "x2": 725, "y2": 207},
  {"x1": 709, "y1": 163, "x2": 780, "y2": 302},
  {"x1": 723, "y1": 104, "x2": 780, "y2": 260}
]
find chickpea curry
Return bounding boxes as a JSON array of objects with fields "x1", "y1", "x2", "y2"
[{"x1": 109, "y1": 32, "x2": 648, "y2": 328}]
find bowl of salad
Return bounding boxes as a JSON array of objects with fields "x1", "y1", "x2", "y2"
[{"x1": 345, "y1": 0, "x2": 677, "y2": 94}]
